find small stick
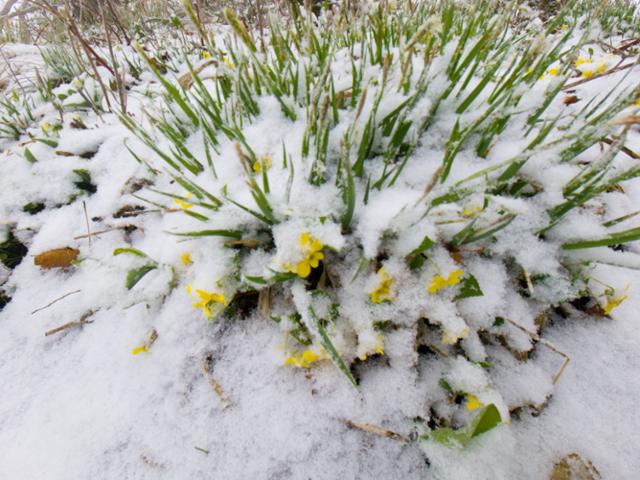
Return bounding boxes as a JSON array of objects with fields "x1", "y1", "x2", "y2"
[
  {"x1": 505, "y1": 318, "x2": 570, "y2": 385},
  {"x1": 202, "y1": 354, "x2": 231, "y2": 409},
  {"x1": 523, "y1": 267, "x2": 535, "y2": 296},
  {"x1": 258, "y1": 287, "x2": 271, "y2": 319},
  {"x1": 601, "y1": 137, "x2": 640, "y2": 160},
  {"x1": 31, "y1": 289, "x2": 81, "y2": 315},
  {"x1": 45, "y1": 311, "x2": 94, "y2": 336},
  {"x1": 82, "y1": 201, "x2": 92, "y2": 247},
  {"x1": 343, "y1": 419, "x2": 410, "y2": 444},
  {"x1": 74, "y1": 227, "x2": 126, "y2": 240},
  {"x1": 194, "y1": 446, "x2": 209, "y2": 455}
]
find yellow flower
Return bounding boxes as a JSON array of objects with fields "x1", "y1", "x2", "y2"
[
  {"x1": 634, "y1": 98, "x2": 640, "y2": 107},
  {"x1": 132, "y1": 345, "x2": 148, "y2": 355},
  {"x1": 582, "y1": 69, "x2": 594, "y2": 78},
  {"x1": 359, "y1": 335, "x2": 385, "y2": 360},
  {"x1": 603, "y1": 286, "x2": 629, "y2": 315},
  {"x1": 174, "y1": 193, "x2": 193, "y2": 210},
  {"x1": 42, "y1": 121, "x2": 51, "y2": 134},
  {"x1": 223, "y1": 55, "x2": 235, "y2": 69},
  {"x1": 441, "y1": 326, "x2": 469, "y2": 345},
  {"x1": 287, "y1": 232, "x2": 324, "y2": 278},
  {"x1": 285, "y1": 349, "x2": 322, "y2": 368},
  {"x1": 252, "y1": 155, "x2": 272, "y2": 174},
  {"x1": 462, "y1": 204, "x2": 483, "y2": 217},
  {"x1": 187, "y1": 284, "x2": 226, "y2": 319},
  {"x1": 597, "y1": 63, "x2": 607, "y2": 74},
  {"x1": 202, "y1": 51, "x2": 211, "y2": 59},
  {"x1": 369, "y1": 267, "x2": 394, "y2": 303},
  {"x1": 180, "y1": 252, "x2": 192, "y2": 266},
  {"x1": 548, "y1": 66, "x2": 560, "y2": 76},
  {"x1": 466, "y1": 393, "x2": 484, "y2": 411},
  {"x1": 427, "y1": 269, "x2": 464, "y2": 294},
  {"x1": 575, "y1": 57, "x2": 592, "y2": 67}
]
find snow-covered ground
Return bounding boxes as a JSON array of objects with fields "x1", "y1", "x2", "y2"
[{"x1": 1, "y1": 12, "x2": 639, "y2": 479}]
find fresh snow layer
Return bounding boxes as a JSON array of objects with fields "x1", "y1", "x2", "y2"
[{"x1": 1, "y1": 29, "x2": 640, "y2": 480}]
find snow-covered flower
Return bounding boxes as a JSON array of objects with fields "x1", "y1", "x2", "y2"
[
  {"x1": 284, "y1": 348, "x2": 324, "y2": 368},
  {"x1": 428, "y1": 269, "x2": 464, "y2": 294},
  {"x1": 603, "y1": 286, "x2": 629, "y2": 315},
  {"x1": 369, "y1": 267, "x2": 394, "y2": 303},
  {"x1": 466, "y1": 393, "x2": 484, "y2": 411},
  {"x1": 180, "y1": 252, "x2": 192, "y2": 266},
  {"x1": 286, "y1": 232, "x2": 324, "y2": 278},
  {"x1": 253, "y1": 154, "x2": 272, "y2": 174},
  {"x1": 187, "y1": 284, "x2": 226, "y2": 319}
]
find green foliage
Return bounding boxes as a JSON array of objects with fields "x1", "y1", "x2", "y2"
[{"x1": 426, "y1": 404, "x2": 502, "y2": 447}]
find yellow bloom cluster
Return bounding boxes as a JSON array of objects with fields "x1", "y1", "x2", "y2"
[
  {"x1": 427, "y1": 269, "x2": 464, "y2": 294},
  {"x1": 187, "y1": 284, "x2": 226, "y2": 319},
  {"x1": 252, "y1": 154, "x2": 272, "y2": 174},
  {"x1": 576, "y1": 56, "x2": 607, "y2": 78},
  {"x1": 284, "y1": 349, "x2": 323, "y2": 368},
  {"x1": 369, "y1": 267, "x2": 394, "y2": 303},
  {"x1": 286, "y1": 232, "x2": 324, "y2": 278}
]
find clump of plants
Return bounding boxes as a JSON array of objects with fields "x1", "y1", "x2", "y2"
[{"x1": 119, "y1": 0, "x2": 640, "y2": 445}]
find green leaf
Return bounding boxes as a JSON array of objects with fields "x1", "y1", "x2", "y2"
[
  {"x1": 125, "y1": 263, "x2": 157, "y2": 289},
  {"x1": 309, "y1": 304, "x2": 358, "y2": 388},
  {"x1": 455, "y1": 274, "x2": 483, "y2": 299},
  {"x1": 427, "y1": 404, "x2": 502, "y2": 447},
  {"x1": 562, "y1": 226, "x2": 640, "y2": 250},
  {"x1": 406, "y1": 235, "x2": 435, "y2": 269},
  {"x1": 23, "y1": 147, "x2": 37, "y2": 163},
  {"x1": 113, "y1": 247, "x2": 151, "y2": 258},
  {"x1": 169, "y1": 229, "x2": 243, "y2": 239}
]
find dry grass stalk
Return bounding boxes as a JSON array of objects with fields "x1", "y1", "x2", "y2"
[
  {"x1": 343, "y1": 419, "x2": 410, "y2": 444},
  {"x1": 44, "y1": 310, "x2": 94, "y2": 336},
  {"x1": 202, "y1": 353, "x2": 232, "y2": 409},
  {"x1": 31, "y1": 289, "x2": 81, "y2": 314},
  {"x1": 505, "y1": 318, "x2": 570, "y2": 385}
]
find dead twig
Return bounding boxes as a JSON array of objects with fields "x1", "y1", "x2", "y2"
[
  {"x1": 44, "y1": 310, "x2": 94, "y2": 336},
  {"x1": 505, "y1": 318, "x2": 570, "y2": 385},
  {"x1": 31, "y1": 289, "x2": 81, "y2": 315},
  {"x1": 82, "y1": 200, "x2": 92, "y2": 247},
  {"x1": 202, "y1": 354, "x2": 232, "y2": 409},
  {"x1": 343, "y1": 419, "x2": 410, "y2": 444},
  {"x1": 601, "y1": 137, "x2": 640, "y2": 160}
]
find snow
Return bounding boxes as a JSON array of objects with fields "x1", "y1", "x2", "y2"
[{"x1": 1, "y1": 6, "x2": 640, "y2": 480}]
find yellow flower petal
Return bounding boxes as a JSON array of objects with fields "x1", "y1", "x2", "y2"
[
  {"x1": 466, "y1": 394, "x2": 483, "y2": 411},
  {"x1": 299, "y1": 232, "x2": 311, "y2": 248},
  {"x1": 582, "y1": 69, "x2": 594, "y2": 78},
  {"x1": 447, "y1": 269, "x2": 464, "y2": 286},
  {"x1": 427, "y1": 275, "x2": 448, "y2": 294},
  {"x1": 575, "y1": 57, "x2": 592, "y2": 67},
  {"x1": 603, "y1": 286, "x2": 629, "y2": 315},
  {"x1": 548, "y1": 66, "x2": 560, "y2": 76},
  {"x1": 132, "y1": 345, "x2": 148, "y2": 355},
  {"x1": 181, "y1": 252, "x2": 192, "y2": 266},
  {"x1": 296, "y1": 260, "x2": 312, "y2": 278}
]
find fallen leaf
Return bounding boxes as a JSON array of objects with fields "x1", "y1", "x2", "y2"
[
  {"x1": 550, "y1": 453, "x2": 601, "y2": 480},
  {"x1": 34, "y1": 247, "x2": 80, "y2": 269},
  {"x1": 563, "y1": 95, "x2": 579, "y2": 105}
]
